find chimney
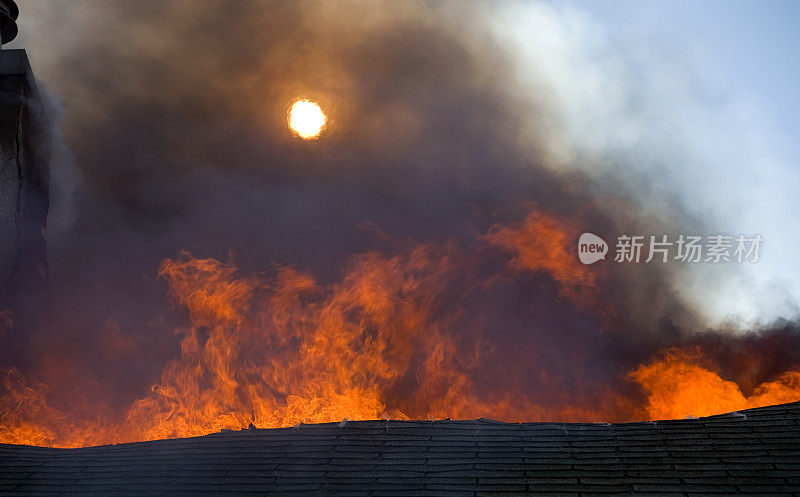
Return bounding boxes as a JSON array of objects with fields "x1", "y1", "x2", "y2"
[{"x1": 0, "y1": 0, "x2": 50, "y2": 316}]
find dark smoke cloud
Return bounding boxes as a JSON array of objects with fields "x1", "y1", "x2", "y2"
[{"x1": 2, "y1": 0, "x2": 797, "y2": 423}]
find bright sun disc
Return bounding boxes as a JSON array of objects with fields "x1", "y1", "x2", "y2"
[{"x1": 288, "y1": 99, "x2": 326, "y2": 139}]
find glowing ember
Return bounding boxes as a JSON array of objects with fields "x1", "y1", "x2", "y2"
[{"x1": 288, "y1": 99, "x2": 326, "y2": 139}]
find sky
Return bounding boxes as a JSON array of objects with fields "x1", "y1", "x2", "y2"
[
  {"x1": 594, "y1": 0, "x2": 800, "y2": 324},
  {"x1": 571, "y1": 0, "x2": 800, "y2": 152},
  {"x1": 499, "y1": 0, "x2": 800, "y2": 325}
]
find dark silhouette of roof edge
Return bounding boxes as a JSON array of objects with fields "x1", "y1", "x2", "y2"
[{"x1": 2, "y1": 400, "x2": 800, "y2": 496}]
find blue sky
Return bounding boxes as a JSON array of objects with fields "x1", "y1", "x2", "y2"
[
  {"x1": 569, "y1": 0, "x2": 800, "y2": 160},
  {"x1": 528, "y1": 0, "x2": 800, "y2": 325}
]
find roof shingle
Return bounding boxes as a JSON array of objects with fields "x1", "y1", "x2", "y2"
[{"x1": 2, "y1": 402, "x2": 800, "y2": 496}]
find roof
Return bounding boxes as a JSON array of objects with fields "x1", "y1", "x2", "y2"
[{"x1": 2, "y1": 402, "x2": 800, "y2": 496}]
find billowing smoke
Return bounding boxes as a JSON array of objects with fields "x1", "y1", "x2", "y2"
[{"x1": 1, "y1": 0, "x2": 799, "y2": 447}]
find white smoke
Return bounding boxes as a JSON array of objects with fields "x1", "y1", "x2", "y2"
[{"x1": 490, "y1": 1, "x2": 800, "y2": 328}]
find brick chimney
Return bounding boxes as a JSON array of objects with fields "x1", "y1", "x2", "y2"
[{"x1": 0, "y1": 0, "x2": 50, "y2": 314}]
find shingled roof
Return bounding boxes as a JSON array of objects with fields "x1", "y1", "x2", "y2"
[{"x1": 2, "y1": 402, "x2": 800, "y2": 496}]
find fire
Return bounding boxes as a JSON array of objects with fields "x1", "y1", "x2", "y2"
[
  {"x1": 484, "y1": 209, "x2": 604, "y2": 310},
  {"x1": 288, "y1": 99, "x2": 326, "y2": 139},
  {"x1": 1, "y1": 206, "x2": 799, "y2": 448},
  {"x1": 631, "y1": 348, "x2": 800, "y2": 420}
]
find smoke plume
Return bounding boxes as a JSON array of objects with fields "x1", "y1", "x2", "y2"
[{"x1": 1, "y1": 0, "x2": 799, "y2": 447}]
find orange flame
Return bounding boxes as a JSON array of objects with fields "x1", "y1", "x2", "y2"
[
  {"x1": 631, "y1": 348, "x2": 800, "y2": 420},
  {"x1": 2, "y1": 208, "x2": 799, "y2": 447}
]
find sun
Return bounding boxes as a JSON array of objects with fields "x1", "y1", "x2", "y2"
[{"x1": 288, "y1": 99, "x2": 326, "y2": 139}]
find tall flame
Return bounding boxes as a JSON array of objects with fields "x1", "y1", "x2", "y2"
[{"x1": 1, "y1": 207, "x2": 799, "y2": 448}]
